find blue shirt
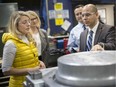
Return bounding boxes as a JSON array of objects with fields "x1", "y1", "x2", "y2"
[{"x1": 67, "y1": 22, "x2": 85, "y2": 52}]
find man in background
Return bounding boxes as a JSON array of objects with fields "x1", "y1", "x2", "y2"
[
  {"x1": 80, "y1": 4, "x2": 115, "y2": 51},
  {"x1": 67, "y1": 5, "x2": 86, "y2": 53}
]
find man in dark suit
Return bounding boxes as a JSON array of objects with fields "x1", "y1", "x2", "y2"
[{"x1": 80, "y1": 4, "x2": 116, "y2": 51}]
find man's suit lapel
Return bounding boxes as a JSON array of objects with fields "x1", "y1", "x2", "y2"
[
  {"x1": 94, "y1": 23, "x2": 103, "y2": 45},
  {"x1": 39, "y1": 30, "x2": 46, "y2": 52}
]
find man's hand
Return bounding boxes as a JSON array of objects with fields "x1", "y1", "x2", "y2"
[{"x1": 91, "y1": 44, "x2": 104, "y2": 51}]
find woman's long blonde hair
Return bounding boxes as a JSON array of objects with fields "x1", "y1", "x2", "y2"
[
  {"x1": 7, "y1": 11, "x2": 36, "y2": 45},
  {"x1": 26, "y1": 11, "x2": 41, "y2": 29},
  {"x1": 7, "y1": 11, "x2": 30, "y2": 36}
]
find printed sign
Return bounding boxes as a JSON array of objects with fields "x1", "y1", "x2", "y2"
[
  {"x1": 54, "y1": 3, "x2": 63, "y2": 10},
  {"x1": 55, "y1": 18, "x2": 64, "y2": 25}
]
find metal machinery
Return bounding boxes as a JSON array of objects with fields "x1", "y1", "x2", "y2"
[
  {"x1": 0, "y1": 3, "x2": 18, "y2": 57},
  {"x1": 24, "y1": 51, "x2": 116, "y2": 87},
  {"x1": 47, "y1": 35, "x2": 69, "y2": 67}
]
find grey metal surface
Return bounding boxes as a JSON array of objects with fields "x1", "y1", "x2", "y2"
[
  {"x1": 0, "y1": 3, "x2": 18, "y2": 27},
  {"x1": 55, "y1": 51, "x2": 116, "y2": 86},
  {"x1": 28, "y1": 70, "x2": 42, "y2": 80},
  {"x1": 41, "y1": 67, "x2": 71, "y2": 87}
]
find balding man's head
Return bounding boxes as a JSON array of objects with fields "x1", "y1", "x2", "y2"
[
  {"x1": 81, "y1": 4, "x2": 99, "y2": 29},
  {"x1": 83, "y1": 4, "x2": 98, "y2": 13}
]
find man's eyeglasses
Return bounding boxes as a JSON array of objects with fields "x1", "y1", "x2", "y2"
[{"x1": 82, "y1": 12, "x2": 95, "y2": 17}]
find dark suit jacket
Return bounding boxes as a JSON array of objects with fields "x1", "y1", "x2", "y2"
[
  {"x1": 80, "y1": 23, "x2": 116, "y2": 51},
  {"x1": 39, "y1": 29, "x2": 49, "y2": 66}
]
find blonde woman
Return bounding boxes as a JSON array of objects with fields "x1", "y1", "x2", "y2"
[
  {"x1": 26, "y1": 11, "x2": 49, "y2": 67},
  {"x1": 2, "y1": 11, "x2": 45, "y2": 87}
]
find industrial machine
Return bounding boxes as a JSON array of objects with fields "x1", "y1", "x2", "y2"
[{"x1": 24, "y1": 51, "x2": 116, "y2": 87}]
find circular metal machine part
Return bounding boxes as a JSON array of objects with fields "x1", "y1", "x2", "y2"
[{"x1": 55, "y1": 51, "x2": 116, "y2": 87}]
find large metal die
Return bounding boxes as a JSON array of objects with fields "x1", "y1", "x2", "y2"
[{"x1": 55, "y1": 51, "x2": 116, "y2": 86}]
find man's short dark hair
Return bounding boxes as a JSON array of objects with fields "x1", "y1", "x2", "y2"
[{"x1": 74, "y1": 5, "x2": 84, "y2": 9}]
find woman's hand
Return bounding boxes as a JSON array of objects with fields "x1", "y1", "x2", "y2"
[{"x1": 39, "y1": 60, "x2": 46, "y2": 69}]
